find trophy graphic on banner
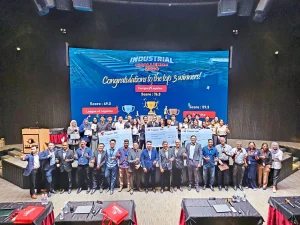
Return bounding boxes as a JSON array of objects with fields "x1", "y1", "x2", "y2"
[
  {"x1": 167, "y1": 108, "x2": 180, "y2": 116},
  {"x1": 122, "y1": 105, "x2": 135, "y2": 118},
  {"x1": 144, "y1": 100, "x2": 159, "y2": 115}
]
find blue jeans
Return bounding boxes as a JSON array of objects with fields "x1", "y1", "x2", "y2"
[
  {"x1": 105, "y1": 165, "x2": 118, "y2": 190},
  {"x1": 203, "y1": 166, "x2": 215, "y2": 186}
]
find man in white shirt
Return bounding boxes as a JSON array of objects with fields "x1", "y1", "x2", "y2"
[
  {"x1": 115, "y1": 116, "x2": 125, "y2": 130},
  {"x1": 271, "y1": 142, "x2": 283, "y2": 193}
]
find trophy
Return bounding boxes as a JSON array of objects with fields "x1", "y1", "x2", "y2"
[
  {"x1": 167, "y1": 108, "x2": 180, "y2": 116},
  {"x1": 144, "y1": 101, "x2": 158, "y2": 115},
  {"x1": 122, "y1": 105, "x2": 135, "y2": 118}
]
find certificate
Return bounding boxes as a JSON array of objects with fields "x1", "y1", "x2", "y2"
[
  {"x1": 84, "y1": 130, "x2": 92, "y2": 136},
  {"x1": 145, "y1": 126, "x2": 178, "y2": 147},
  {"x1": 70, "y1": 133, "x2": 80, "y2": 140}
]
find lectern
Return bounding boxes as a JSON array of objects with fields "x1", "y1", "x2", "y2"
[{"x1": 22, "y1": 128, "x2": 50, "y2": 153}]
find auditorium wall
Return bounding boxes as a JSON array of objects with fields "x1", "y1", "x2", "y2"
[{"x1": 0, "y1": 0, "x2": 299, "y2": 144}]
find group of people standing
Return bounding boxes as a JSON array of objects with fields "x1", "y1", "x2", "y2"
[
  {"x1": 22, "y1": 132, "x2": 283, "y2": 199},
  {"x1": 66, "y1": 114, "x2": 231, "y2": 152}
]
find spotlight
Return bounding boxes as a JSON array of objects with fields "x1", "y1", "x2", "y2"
[
  {"x1": 275, "y1": 51, "x2": 279, "y2": 60},
  {"x1": 32, "y1": 0, "x2": 49, "y2": 16},
  {"x1": 253, "y1": 0, "x2": 274, "y2": 22},
  {"x1": 217, "y1": 0, "x2": 237, "y2": 17},
  {"x1": 232, "y1": 29, "x2": 239, "y2": 35},
  {"x1": 16, "y1": 47, "x2": 21, "y2": 51},
  {"x1": 275, "y1": 51, "x2": 279, "y2": 55}
]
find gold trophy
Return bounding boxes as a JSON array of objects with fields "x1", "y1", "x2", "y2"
[
  {"x1": 144, "y1": 101, "x2": 159, "y2": 115},
  {"x1": 167, "y1": 108, "x2": 180, "y2": 116}
]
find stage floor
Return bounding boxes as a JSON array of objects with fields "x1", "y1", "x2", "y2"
[{"x1": 0, "y1": 170, "x2": 299, "y2": 225}]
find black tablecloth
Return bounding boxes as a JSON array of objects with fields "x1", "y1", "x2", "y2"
[
  {"x1": 55, "y1": 200, "x2": 136, "y2": 225},
  {"x1": 181, "y1": 198, "x2": 264, "y2": 225},
  {"x1": 268, "y1": 196, "x2": 300, "y2": 224},
  {"x1": 0, "y1": 202, "x2": 54, "y2": 225}
]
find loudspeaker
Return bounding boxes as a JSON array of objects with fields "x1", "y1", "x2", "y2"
[
  {"x1": 217, "y1": 0, "x2": 237, "y2": 17},
  {"x1": 73, "y1": 0, "x2": 93, "y2": 11},
  {"x1": 56, "y1": 0, "x2": 72, "y2": 10},
  {"x1": 253, "y1": 0, "x2": 273, "y2": 22},
  {"x1": 238, "y1": 0, "x2": 254, "y2": 16}
]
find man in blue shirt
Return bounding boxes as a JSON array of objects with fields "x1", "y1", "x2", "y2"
[
  {"x1": 202, "y1": 139, "x2": 219, "y2": 191},
  {"x1": 141, "y1": 141, "x2": 159, "y2": 194},
  {"x1": 117, "y1": 139, "x2": 131, "y2": 192},
  {"x1": 74, "y1": 140, "x2": 92, "y2": 194},
  {"x1": 105, "y1": 139, "x2": 118, "y2": 195}
]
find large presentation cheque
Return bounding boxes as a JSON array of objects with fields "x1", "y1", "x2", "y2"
[
  {"x1": 145, "y1": 126, "x2": 178, "y2": 147},
  {"x1": 181, "y1": 129, "x2": 212, "y2": 147},
  {"x1": 98, "y1": 129, "x2": 133, "y2": 149}
]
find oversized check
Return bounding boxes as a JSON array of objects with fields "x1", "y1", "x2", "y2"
[
  {"x1": 145, "y1": 126, "x2": 178, "y2": 147},
  {"x1": 98, "y1": 129, "x2": 133, "y2": 149},
  {"x1": 181, "y1": 129, "x2": 212, "y2": 148}
]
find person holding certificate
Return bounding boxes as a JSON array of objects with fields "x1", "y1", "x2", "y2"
[
  {"x1": 67, "y1": 120, "x2": 80, "y2": 152},
  {"x1": 128, "y1": 142, "x2": 143, "y2": 195},
  {"x1": 79, "y1": 117, "x2": 92, "y2": 147},
  {"x1": 141, "y1": 141, "x2": 159, "y2": 194},
  {"x1": 159, "y1": 141, "x2": 175, "y2": 193},
  {"x1": 215, "y1": 137, "x2": 232, "y2": 191}
]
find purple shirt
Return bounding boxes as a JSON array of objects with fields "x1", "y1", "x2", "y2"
[{"x1": 118, "y1": 147, "x2": 131, "y2": 168}]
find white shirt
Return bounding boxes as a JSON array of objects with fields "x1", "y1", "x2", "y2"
[
  {"x1": 175, "y1": 148, "x2": 179, "y2": 156},
  {"x1": 115, "y1": 122, "x2": 125, "y2": 130},
  {"x1": 33, "y1": 154, "x2": 40, "y2": 169},
  {"x1": 217, "y1": 125, "x2": 227, "y2": 135},
  {"x1": 189, "y1": 144, "x2": 196, "y2": 159},
  {"x1": 132, "y1": 126, "x2": 139, "y2": 135},
  {"x1": 148, "y1": 150, "x2": 152, "y2": 158},
  {"x1": 271, "y1": 149, "x2": 283, "y2": 169},
  {"x1": 165, "y1": 151, "x2": 168, "y2": 159}
]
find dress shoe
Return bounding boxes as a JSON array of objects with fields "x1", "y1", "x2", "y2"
[
  {"x1": 153, "y1": 188, "x2": 156, "y2": 193},
  {"x1": 60, "y1": 190, "x2": 65, "y2": 194},
  {"x1": 160, "y1": 189, "x2": 164, "y2": 194},
  {"x1": 100, "y1": 188, "x2": 103, "y2": 193},
  {"x1": 145, "y1": 188, "x2": 148, "y2": 194},
  {"x1": 170, "y1": 188, "x2": 174, "y2": 193},
  {"x1": 50, "y1": 190, "x2": 57, "y2": 194},
  {"x1": 196, "y1": 186, "x2": 200, "y2": 193},
  {"x1": 210, "y1": 186, "x2": 215, "y2": 192},
  {"x1": 105, "y1": 189, "x2": 110, "y2": 193},
  {"x1": 174, "y1": 187, "x2": 177, "y2": 192},
  {"x1": 218, "y1": 186, "x2": 222, "y2": 191},
  {"x1": 179, "y1": 187, "x2": 183, "y2": 192},
  {"x1": 31, "y1": 194, "x2": 37, "y2": 199},
  {"x1": 130, "y1": 189, "x2": 133, "y2": 195},
  {"x1": 188, "y1": 185, "x2": 192, "y2": 191},
  {"x1": 233, "y1": 186, "x2": 237, "y2": 191},
  {"x1": 77, "y1": 188, "x2": 82, "y2": 194},
  {"x1": 86, "y1": 188, "x2": 91, "y2": 194},
  {"x1": 138, "y1": 187, "x2": 143, "y2": 192},
  {"x1": 110, "y1": 190, "x2": 114, "y2": 195},
  {"x1": 68, "y1": 189, "x2": 72, "y2": 194},
  {"x1": 91, "y1": 189, "x2": 96, "y2": 195},
  {"x1": 225, "y1": 186, "x2": 228, "y2": 191},
  {"x1": 118, "y1": 187, "x2": 123, "y2": 192},
  {"x1": 47, "y1": 192, "x2": 52, "y2": 198},
  {"x1": 239, "y1": 185, "x2": 243, "y2": 191},
  {"x1": 202, "y1": 185, "x2": 206, "y2": 190}
]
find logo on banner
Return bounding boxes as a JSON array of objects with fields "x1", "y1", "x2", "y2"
[{"x1": 129, "y1": 55, "x2": 174, "y2": 71}]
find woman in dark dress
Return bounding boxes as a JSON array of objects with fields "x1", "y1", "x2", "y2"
[{"x1": 246, "y1": 142, "x2": 259, "y2": 190}]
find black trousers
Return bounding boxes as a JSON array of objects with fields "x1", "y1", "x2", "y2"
[
  {"x1": 161, "y1": 170, "x2": 171, "y2": 190},
  {"x1": 77, "y1": 165, "x2": 90, "y2": 189},
  {"x1": 132, "y1": 135, "x2": 139, "y2": 143},
  {"x1": 29, "y1": 169, "x2": 41, "y2": 196},
  {"x1": 273, "y1": 169, "x2": 281, "y2": 186},
  {"x1": 69, "y1": 144, "x2": 78, "y2": 152},
  {"x1": 217, "y1": 161, "x2": 230, "y2": 186},
  {"x1": 93, "y1": 168, "x2": 105, "y2": 189},
  {"x1": 60, "y1": 171, "x2": 72, "y2": 190},
  {"x1": 144, "y1": 168, "x2": 156, "y2": 189},
  {"x1": 172, "y1": 167, "x2": 183, "y2": 188},
  {"x1": 139, "y1": 139, "x2": 145, "y2": 150}
]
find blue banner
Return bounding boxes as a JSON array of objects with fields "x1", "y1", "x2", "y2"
[{"x1": 69, "y1": 48, "x2": 229, "y2": 122}]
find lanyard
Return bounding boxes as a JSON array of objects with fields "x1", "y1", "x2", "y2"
[{"x1": 109, "y1": 149, "x2": 114, "y2": 158}]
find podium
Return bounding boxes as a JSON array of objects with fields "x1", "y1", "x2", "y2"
[{"x1": 22, "y1": 128, "x2": 50, "y2": 153}]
